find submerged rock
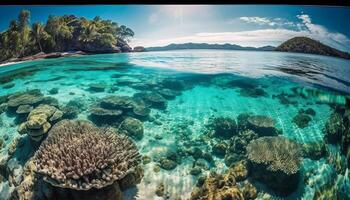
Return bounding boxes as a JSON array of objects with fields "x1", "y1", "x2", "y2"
[
  {"x1": 293, "y1": 113, "x2": 312, "y2": 128},
  {"x1": 7, "y1": 89, "x2": 44, "y2": 110},
  {"x1": 132, "y1": 106, "x2": 151, "y2": 119},
  {"x1": 89, "y1": 107, "x2": 123, "y2": 125},
  {"x1": 155, "y1": 182, "x2": 165, "y2": 197},
  {"x1": 100, "y1": 95, "x2": 134, "y2": 111},
  {"x1": 119, "y1": 117, "x2": 144, "y2": 140},
  {"x1": 88, "y1": 83, "x2": 106, "y2": 92},
  {"x1": 212, "y1": 142, "x2": 228, "y2": 158},
  {"x1": 207, "y1": 117, "x2": 238, "y2": 139},
  {"x1": 159, "y1": 158, "x2": 177, "y2": 170},
  {"x1": 161, "y1": 79, "x2": 186, "y2": 91},
  {"x1": 158, "y1": 88, "x2": 181, "y2": 100},
  {"x1": 48, "y1": 87, "x2": 59, "y2": 94}
]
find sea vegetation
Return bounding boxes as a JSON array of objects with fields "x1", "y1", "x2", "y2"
[{"x1": 0, "y1": 10, "x2": 135, "y2": 62}]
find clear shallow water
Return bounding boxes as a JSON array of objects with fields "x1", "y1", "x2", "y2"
[{"x1": 0, "y1": 50, "x2": 349, "y2": 199}]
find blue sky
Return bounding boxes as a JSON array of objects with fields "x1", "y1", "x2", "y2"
[{"x1": 0, "y1": 5, "x2": 350, "y2": 52}]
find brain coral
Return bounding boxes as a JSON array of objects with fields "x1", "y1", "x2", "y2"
[
  {"x1": 246, "y1": 136, "x2": 302, "y2": 175},
  {"x1": 33, "y1": 120, "x2": 141, "y2": 190}
]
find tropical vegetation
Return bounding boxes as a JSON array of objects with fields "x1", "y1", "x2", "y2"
[{"x1": 0, "y1": 10, "x2": 135, "y2": 62}]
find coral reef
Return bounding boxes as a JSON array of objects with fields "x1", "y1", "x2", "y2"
[
  {"x1": 246, "y1": 136, "x2": 302, "y2": 196},
  {"x1": 33, "y1": 120, "x2": 142, "y2": 191},
  {"x1": 323, "y1": 107, "x2": 350, "y2": 166},
  {"x1": 207, "y1": 117, "x2": 238, "y2": 139},
  {"x1": 18, "y1": 104, "x2": 63, "y2": 141},
  {"x1": 190, "y1": 161, "x2": 251, "y2": 200}
]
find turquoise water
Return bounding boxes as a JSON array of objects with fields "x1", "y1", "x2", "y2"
[{"x1": 0, "y1": 50, "x2": 349, "y2": 199}]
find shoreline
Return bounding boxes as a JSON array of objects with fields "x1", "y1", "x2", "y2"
[
  {"x1": 0, "y1": 51, "x2": 88, "y2": 67},
  {"x1": 0, "y1": 48, "x2": 146, "y2": 67}
]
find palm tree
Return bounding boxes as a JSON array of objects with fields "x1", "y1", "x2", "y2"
[
  {"x1": 31, "y1": 22, "x2": 48, "y2": 52},
  {"x1": 18, "y1": 10, "x2": 31, "y2": 56}
]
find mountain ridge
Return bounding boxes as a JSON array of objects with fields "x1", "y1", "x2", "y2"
[{"x1": 146, "y1": 43, "x2": 276, "y2": 52}]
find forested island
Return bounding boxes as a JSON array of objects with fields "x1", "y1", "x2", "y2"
[
  {"x1": 275, "y1": 37, "x2": 350, "y2": 59},
  {"x1": 0, "y1": 10, "x2": 135, "y2": 63}
]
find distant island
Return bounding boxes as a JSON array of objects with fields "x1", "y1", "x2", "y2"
[
  {"x1": 275, "y1": 36, "x2": 350, "y2": 60},
  {"x1": 146, "y1": 43, "x2": 276, "y2": 52},
  {"x1": 0, "y1": 10, "x2": 135, "y2": 63},
  {"x1": 146, "y1": 37, "x2": 350, "y2": 60}
]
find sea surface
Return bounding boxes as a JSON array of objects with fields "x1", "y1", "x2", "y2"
[{"x1": 0, "y1": 50, "x2": 350, "y2": 199}]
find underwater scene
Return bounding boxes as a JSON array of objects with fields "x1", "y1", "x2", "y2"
[{"x1": 0, "y1": 50, "x2": 350, "y2": 200}]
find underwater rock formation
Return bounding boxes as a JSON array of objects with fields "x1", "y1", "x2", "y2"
[
  {"x1": 89, "y1": 107, "x2": 123, "y2": 125},
  {"x1": 18, "y1": 104, "x2": 63, "y2": 141},
  {"x1": 293, "y1": 113, "x2": 312, "y2": 128},
  {"x1": 207, "y1": 117, "x2": 238, "y2": 139},
  {"x1": 132, "y1": 106, "x2": 150, "y2": 120},
  {"x1": 140, "y1": 92, "x2": 167, "y2": 110},
  {"x1": 6, "y1": 90, "x2": 44, "y2": 111},
  {"x1": 246, "y1": 115, "x2": 280, "y2": 136},
  {"x1": 158, "y1": 88, "x2": 181, "y2": 100},
  {"x1": 32, "y1": 120, "x2": 142, "y2": 199},
  {"x1": 119, "y1": 117, "x2": 144, "y2": 140},
  {"x1": 88, "y1": 83, "x2": 106, "y2": 92},
  {"x1": 246, "y1": 136, "x2": 302, "y2": 196}
]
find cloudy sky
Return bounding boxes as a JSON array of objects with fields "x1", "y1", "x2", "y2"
[{"x1": 1, "y1": 5, "x2": 350, "y2": 52}]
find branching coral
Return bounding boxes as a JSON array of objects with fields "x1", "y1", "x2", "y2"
[
  {"x1": 246, "y1": 136, "x2": 302, "y2": 175},
  {"x1": 33, "y1": 120, "x2": 141, "y2": 190}
]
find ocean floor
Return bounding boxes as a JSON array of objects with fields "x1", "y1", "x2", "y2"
[{"x1": 0, "y1": 51, "x2": 349, "y2": 200}]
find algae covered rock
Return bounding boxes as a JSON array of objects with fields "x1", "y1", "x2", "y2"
[
  {"x1": 119, "y1": 117, "x2": 144, "y2": 140},
  {"x1": 246, "y1": 136, "x2": 302, "y2": 196}
]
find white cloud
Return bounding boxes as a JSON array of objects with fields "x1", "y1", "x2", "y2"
[
  {"x1": 239, "y1": 16, "x2": 295, "y2": 27},
  {"x1": 296, "y1": 14, "x2": 350, "y2": 51},
  {"x1": 239, "y1": 17, "x2": 274, "y2": 26}
]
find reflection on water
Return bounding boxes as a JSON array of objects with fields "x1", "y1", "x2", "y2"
[{"x1": 0, "y1": 50, "x2": 349, "y2": 200}]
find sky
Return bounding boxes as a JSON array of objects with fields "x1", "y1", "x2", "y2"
[{"x1": 0, "y1": 5, "x2": 350, "y2": 52}]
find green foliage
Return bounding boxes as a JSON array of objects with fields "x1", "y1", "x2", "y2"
[{"x1": 0, "y1": 10, "x2": 134, "y2": 62}]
